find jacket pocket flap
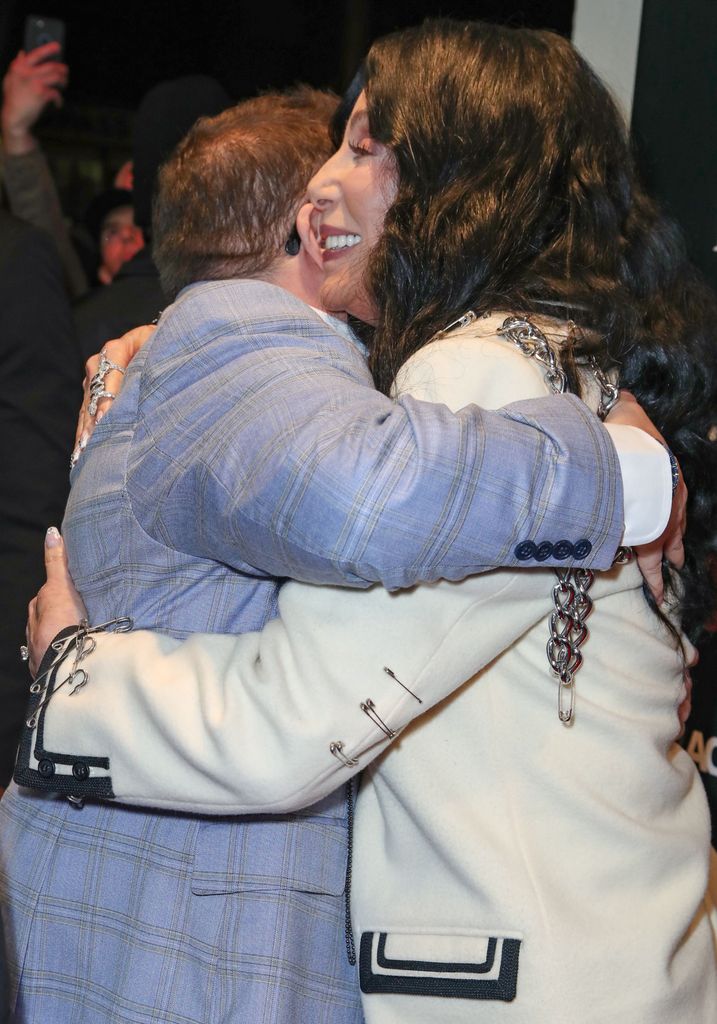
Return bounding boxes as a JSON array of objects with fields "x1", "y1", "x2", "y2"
[
  {"x1": 359, "y1": 929, "x2": 522, "y2": 1001},
  {"x1": 191, "y1": 814, "x2": 347, "y2": 896}
]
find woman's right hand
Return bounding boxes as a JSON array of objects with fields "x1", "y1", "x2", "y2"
[{"x1": 72, "y1": 324, "x2": 156, "y2": 460}]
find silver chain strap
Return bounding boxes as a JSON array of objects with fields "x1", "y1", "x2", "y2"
[
  {"x1": 546, "y1": 567, "x2": 594, "y2": 723},
  {"x1": 588, "y1": 354, "x2": 620, "y2": 419},
  {"x1": 497, "y1": 315, "x2": 626, "y2": 725},
  {"x1": 498, "y1": 315, "x2": 568, "y2": 395},
  {"x1": 431, "y1": 310, "x2": 628, "y2": 725}
]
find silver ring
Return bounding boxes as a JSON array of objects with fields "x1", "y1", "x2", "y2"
[
  {"x1": 20, "y1": 644, "x2": 29, "y2": 662},
  {"x1": 87, "y1": 390, "x2": 117, "y2": 417},
  {"x1": 98, "y1": 352, "x2": 126, "y2": 375},
  {"x1": 87, "y1": 353, "x2": 125, "y2": 417}
]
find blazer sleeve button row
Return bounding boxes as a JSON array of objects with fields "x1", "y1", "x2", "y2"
[{"x1": 513, "y1": 538, "x2": 593, "y2": 562}]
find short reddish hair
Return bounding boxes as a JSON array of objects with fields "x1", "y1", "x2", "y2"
[{"x1": 153, "y1": 86, "x2": 337, "y2": 297}]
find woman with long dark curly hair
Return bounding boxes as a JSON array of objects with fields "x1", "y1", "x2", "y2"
[
  {"x1": 350, "y1": 20, "x2": 717, "y2": 642},
  {"x1": 19, "y1": 18, "x2": 717, "y2": 1023}
]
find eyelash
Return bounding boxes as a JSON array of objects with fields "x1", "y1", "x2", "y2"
[{"x1": 349, "y1": 141, "x2": 372, "y2": 157}]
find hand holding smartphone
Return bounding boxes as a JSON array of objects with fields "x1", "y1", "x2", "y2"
[
  {"x1": 23, "y1": 15, "x2": 66, "y2": 60},
  {"x1": 2, "y1": 18, "x2": 68, "y2": 152}
]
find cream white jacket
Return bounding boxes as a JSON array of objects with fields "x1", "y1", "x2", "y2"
[{"x1": 27, "y1": 316, "x2": 717, "y2": 1022}]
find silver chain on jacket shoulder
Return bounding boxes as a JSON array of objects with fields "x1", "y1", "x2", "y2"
[
  {"x1": 433, "y1": 310, "x2": 624, "y2": 726},
  {"x1": 498, "y1": 315, "x2": 629, "y2": 725}
]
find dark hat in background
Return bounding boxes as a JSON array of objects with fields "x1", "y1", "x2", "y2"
[{"x1": 132, "y1": 75, "x2": 231, "y2": 234}]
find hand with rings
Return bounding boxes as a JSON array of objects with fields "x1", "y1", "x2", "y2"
[
  {"x1": 87, "y1": 352, "x2": 125, "y2": 414},
  {"x1": 72, "y1": 323, "x2": 157, "y2": 467}
]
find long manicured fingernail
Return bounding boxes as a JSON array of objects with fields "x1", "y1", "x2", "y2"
[
  {"x1": 95, "y1": 411, "x2": 105, "y2": 425},
  {"x1": 79, "y1": 430, "x2": 89, "y2": 449},
  {"x1": 46, "y1": 526, "x2": 61, "y2": 546}
]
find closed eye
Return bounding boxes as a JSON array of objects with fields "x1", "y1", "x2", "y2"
[{"x1": 349, "y1": 139, "x2": 375, "y2": 158}]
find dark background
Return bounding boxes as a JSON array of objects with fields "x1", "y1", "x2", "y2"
[
  {"x1": 632, "y1": 0, "x2": 716, "y2": 289},
  {"x1": 0, "y1": 2, "x2": 573, "y2": 217},
  {"x1": 0, "y1": 1, "x2": 574, "y2": 106}
]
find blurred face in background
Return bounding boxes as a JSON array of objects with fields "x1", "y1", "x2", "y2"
[{"x1": 98, "y1": 206, "x2": 144, "y2": 284}]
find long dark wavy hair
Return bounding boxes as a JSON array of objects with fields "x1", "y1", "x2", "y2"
[{"x1": 334, "y1": 19, "x2": 717, "y2": 640}]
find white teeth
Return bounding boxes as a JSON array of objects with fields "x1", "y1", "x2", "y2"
[{"x1": 324, "y1": 233, "x2": 362, "y2": 251}]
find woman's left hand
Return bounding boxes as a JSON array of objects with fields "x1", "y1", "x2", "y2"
[{"x1": 26, "y1": 528, "x2": 87, "y2": 676}]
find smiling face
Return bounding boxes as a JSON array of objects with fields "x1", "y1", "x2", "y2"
[{"x1": 306, "y1": 92, "x2": 397, "y2": 324}]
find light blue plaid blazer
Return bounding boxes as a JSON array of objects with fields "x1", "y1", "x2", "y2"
[{"x1": 1, "y1": 280, "x2": 623, "y2": 1024}]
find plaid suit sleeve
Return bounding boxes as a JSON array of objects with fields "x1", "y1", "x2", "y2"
[{"x1": 126, "y1": 281, "x2": 624, "y2": 589}]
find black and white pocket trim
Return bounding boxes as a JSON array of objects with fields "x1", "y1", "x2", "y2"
[{"x1": 359, "y1": 929, "x2": 521, "y2": 1001}]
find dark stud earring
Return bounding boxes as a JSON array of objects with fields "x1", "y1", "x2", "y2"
[{"x1": 285, "y1": 225, "x2": 301, "y2": 256}]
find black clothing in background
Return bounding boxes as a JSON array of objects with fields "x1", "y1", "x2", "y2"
[
  {"x1": 683, "y1": 630, "x2": 717, "y2": 846},
  {"x1": 132, "y1": 75, "x2": 231, "y2": 232},
  {"x1": 73, "y1": 246, "x2": 165, "y2": 362},
  {"x1": 0, "y1": 212, "x2": 82, "y2": 785}
]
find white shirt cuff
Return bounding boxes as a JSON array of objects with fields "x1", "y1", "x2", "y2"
[{"x1": 604, "y1": 424, "x2": 672, "y2": 546}]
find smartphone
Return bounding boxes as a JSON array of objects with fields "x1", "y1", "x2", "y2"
[{"x1": 23, "y1": 15, "x2": 65, "y2": 60}]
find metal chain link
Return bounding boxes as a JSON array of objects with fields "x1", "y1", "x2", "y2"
[
  {"x1": 547, "y1": 567, "x2": 594, "y2": 723},
  {"x1": 497, "y1": 316, "x2": 620, "y2": 725},
  {"x1": 498, "y1": 315, "x2": 568, "y2": 395},
  {"x1": 431, "y1": 310, "x2": 627, "y2": 725},
  {"x1": 588, "y1": 353, "x2": 620, "y2": 418}
]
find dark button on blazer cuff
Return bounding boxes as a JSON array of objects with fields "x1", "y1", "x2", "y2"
[
  {"x1": 515, "y1": 540, "x2": 537, "y2": 561},
  {"x1": 534, "y1": 541, "x2": 553, "y2": 562},
  {"x1": 573, "y1": 539, "x2": 592, "y2": 558},
  {"x1": 553, "y1": 540, "x2": 574, "y2": 560}
]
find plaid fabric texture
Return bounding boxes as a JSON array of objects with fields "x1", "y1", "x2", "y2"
[
  {"x1": 1, "y1": 279, "x2": 620, "y2": 1021},
  {"x1": 1, "y1": 785, "x2": 361, "y2": 1023},
  {"x1": 73, "y1": 279, "x2": 622, "y2": 602}
]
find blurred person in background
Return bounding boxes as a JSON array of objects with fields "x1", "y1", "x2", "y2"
[
  {"x1": 83, "y1": 187, "x2": 145, "y2": 286},
  {"x1": 1, "y1": 47, "x2": 229, "y2": 358},
  {"x1": 0, "y1": 209, "x2": 80, "y2": 792},
  {"x1": 73, "y1": 75, "x2": 230, "y2": 360},
  {"x1": 112, "y1": 159, "x2": 133, "y2": 191},
  {"x1": 1, "y1": 42, "x2": 88, "y2": 298}
]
